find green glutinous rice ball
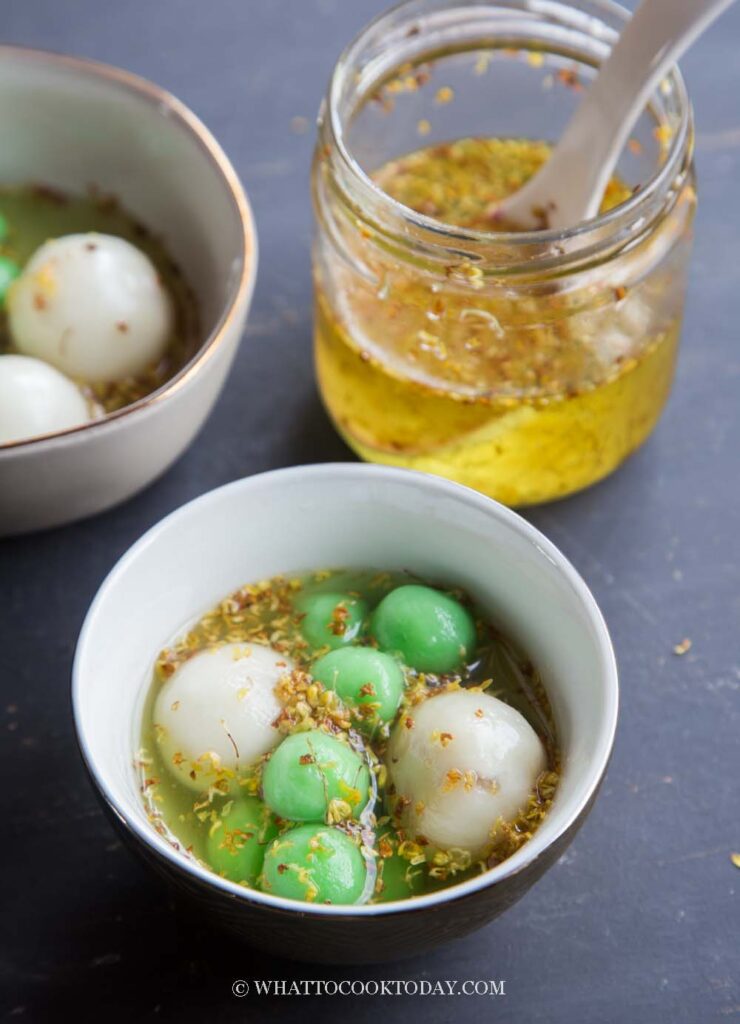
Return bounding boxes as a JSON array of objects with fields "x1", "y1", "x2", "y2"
[
  {"x1": 370, "y1": 584, "x2": 476, "y2": 674},
  {"x1": 206, "y1": 796, "x2": 278, "y2": 885},
  {"x1": 296, "y1": 592, "x2": 368, "y2": 651},
  {"x1": 261, "y1": 824, "x2": 366, "y2": 904},
  {"x1": 310, "y1": 646, "x2": 404, "y2": 733},
  {"x1": 261, "y1": 730, "x2": 370, "y2": 822}
]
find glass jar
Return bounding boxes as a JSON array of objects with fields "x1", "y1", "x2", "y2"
[{"x1": 311, "y1": 0, "x2": 696, "y2": 506}]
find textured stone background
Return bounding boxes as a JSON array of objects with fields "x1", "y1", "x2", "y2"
[{"x1": 1, "y1": 1, "x2": 738, "y2": 1021}]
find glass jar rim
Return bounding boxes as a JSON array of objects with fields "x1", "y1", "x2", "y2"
[{"x1": 323, "y1": 0, "x2": 693, "y2": 265}]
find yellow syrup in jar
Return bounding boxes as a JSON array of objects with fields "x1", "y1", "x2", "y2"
[{"x1": 314, "y1": 138, "x2": 688, "y2": 506}]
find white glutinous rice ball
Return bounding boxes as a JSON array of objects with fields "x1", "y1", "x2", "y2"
[
  {"x1": 154, "y1": 643, "x2": 291, "y2": 792},
  {"x1": 7, "y1": 233, "x2": 172, "y2": 382},
  {"x1": 387, "y1": 689, "x2": 546, "y2": 856},
  {"x1": 0, "y1": 354, "x2": 91, "y2": 444}
]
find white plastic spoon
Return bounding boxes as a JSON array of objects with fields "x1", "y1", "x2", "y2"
[{"x1": 495, "y1": 0, "x2": 735, "y2": 231}]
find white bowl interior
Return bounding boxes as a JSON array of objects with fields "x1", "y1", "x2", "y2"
[
  {"x1": 0, "y1": 48, "x2": 244, "y2": 337},
  {"x1": 74, "y1": 465, "x2": 618, "y2": 914}
]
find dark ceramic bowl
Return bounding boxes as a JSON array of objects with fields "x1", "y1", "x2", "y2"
[{"x1": 72, "y1": 465, "x2": 618, "y2": 963}]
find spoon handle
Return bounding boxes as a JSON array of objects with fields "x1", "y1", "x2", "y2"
[{"x1": 545, "y1": 0, "x2": 734, "y2": 226}]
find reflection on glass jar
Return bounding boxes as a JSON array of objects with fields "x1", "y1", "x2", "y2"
[{"x1": 312, "y1": 0, "x2": 696, "y2": 506}]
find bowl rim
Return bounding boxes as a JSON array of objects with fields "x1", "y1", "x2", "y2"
[
  {"x1": 0, "y1": 43, "x2": 257, "y2": 453},
  {"x1": 72, "y1": 463, "x2": 619, "y2": 918}
]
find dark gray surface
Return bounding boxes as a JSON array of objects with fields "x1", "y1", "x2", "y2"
[{"x1": 1, "y1": 1, "x2": 738, "y2": 1021}]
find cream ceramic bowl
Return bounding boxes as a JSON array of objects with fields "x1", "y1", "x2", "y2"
[
  {"x1": 0, "y1": 46, "x2": 256, "y2": 535},
  {"x1": 73, "y1": 464, "x2": 618, "y2": 963}
]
